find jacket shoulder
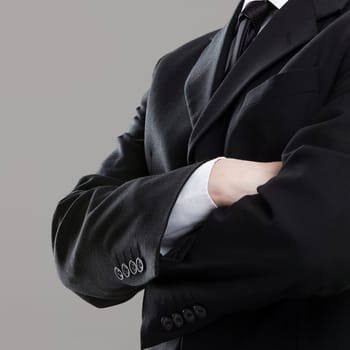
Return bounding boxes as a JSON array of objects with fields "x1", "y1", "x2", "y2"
[{"x1": 154, "y1": 28, "x2": 220, "y2": 71}]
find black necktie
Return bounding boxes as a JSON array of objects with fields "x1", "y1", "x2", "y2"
[{"x1": 225, "y1": 0, "x2": 277, "y2": 74}]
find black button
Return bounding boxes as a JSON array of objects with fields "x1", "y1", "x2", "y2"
[
  {"x1": 172, "y1": 313, "x2": 184, "y2": 328},
  {"x1": 193, "y1": 305, "x2": 207, "y2": 318},
  {"x1": 160, "y1": 316, "x2": 174, "y2": 331},
  {"x1": 113, "y1": 266, "x2": 124, "y2": 280},
  {"x1": 135, "y1": 257, "x2": 144, "y2": 273},
  {"x1": 121, "y1": 263, "x2": 130, "y2": 278},
  {"x1": 128, "y1": 259, "x2": 138, "y2": 275},
  {"x1": 182, "y1": 308, "x2": 195, "y2": 323}
]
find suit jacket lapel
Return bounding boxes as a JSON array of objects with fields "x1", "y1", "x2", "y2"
[
  {"x1": 185, "y1": 0, "x2": 348, "y2": 164},
  {"x1": 183, "y1": 0, "x2": 245, "y2": 129}
]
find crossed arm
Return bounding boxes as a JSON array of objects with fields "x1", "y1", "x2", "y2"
[
  {"x1": 52, "y1": 44, "x2": 350, "y2": 318},
  {"x1": 160, "y1": 155, "x2": 282, "y2": 255}
]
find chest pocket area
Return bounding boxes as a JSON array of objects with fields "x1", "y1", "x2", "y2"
[{"x1": 225, "y1": 66, "x2": 320, "y2": 161}]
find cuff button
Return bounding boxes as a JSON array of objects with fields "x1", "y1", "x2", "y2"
[
  {"x1": 160, "y1": 316, "x2": 174, "y2": 331},
  {"x1": 135, "y1": 257, "x2": 144, "y2": 273},
  {"x1": 121, "y1": 263, "x2": 130, "y2": 278},
  {"x1": 193, "y1": 305, "x2": 207, "y2": 318},
  {"x1": 182, "y1": 308, "x2": 195, "y2": 323},
  {"x1": 172, "y1": 313, "x2": 184, "y2": 328},
  {"x1": 128, "y1": 259, "x2": 138, "y2": 275},
  {"x1": 113, "y1": 266, "x2": 124, "y2": 280}
]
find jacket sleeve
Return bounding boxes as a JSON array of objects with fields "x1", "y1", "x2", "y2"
[
  {"x1": 50, "y1": 56, "x2": 207, "y2": 308},
  {"x1": 146, "y1": 44, "x2": 350, "y2": 332}
]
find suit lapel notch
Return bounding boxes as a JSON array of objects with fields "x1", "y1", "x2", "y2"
[{"x1": 313, "y1": 0, "x2": 349, "y2": 20}]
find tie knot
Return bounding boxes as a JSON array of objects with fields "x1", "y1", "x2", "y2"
[{"x1": 240, "y1": 0, "x2": 277, "y2": 32}]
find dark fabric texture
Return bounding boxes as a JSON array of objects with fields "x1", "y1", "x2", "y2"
[{"x1": 51, "y1": 0, "x2": 350, "y2": 349}]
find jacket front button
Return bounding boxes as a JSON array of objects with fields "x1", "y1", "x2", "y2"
[
  {"x1": 121, "y1": 263, "x2": 130, "y2": 278},
  {"x1": 160, "y1": 316, "x2": 174, "y2": 331},
  {"x1": 172, "y1": 313, "x2": 184, "y2": 328},
  {"x1": 129, "y1": 259, "x2": 138, "y2": 275},
  {"x1": 182, "y1": 308, "x2": 195, "y2": 323},
  {"x1": 113, "y1": 266, "x2": 124, "y2": 280},
  {"x1": 193, "y1": 305, "x2": 207, "y2": 318},
  {"x1": 135, "y1": 257, "x2": 144, "y2": 273}
]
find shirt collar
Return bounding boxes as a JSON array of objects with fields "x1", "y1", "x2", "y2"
[{"x1": 242, "y1": 0, "x2": 288, "y2": 10}]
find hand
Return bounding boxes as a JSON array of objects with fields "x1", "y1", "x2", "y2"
[{"x1": 208, "y1": 157, "x2": 282, "y2": 207}]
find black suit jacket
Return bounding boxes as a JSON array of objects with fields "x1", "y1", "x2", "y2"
[{"x1": 51, "y1": 0, "x2": 350, "y2": 349}]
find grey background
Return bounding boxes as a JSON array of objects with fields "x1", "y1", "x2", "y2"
[{"x1": 1, "y1": 1, "x2": 237, "y2": 349}]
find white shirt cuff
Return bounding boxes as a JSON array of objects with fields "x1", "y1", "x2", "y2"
[{"x1": 160, "y1": 156, "x2": 226, "y2": 255}]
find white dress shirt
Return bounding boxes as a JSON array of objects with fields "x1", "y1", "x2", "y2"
[
  {"x1": 160, "y1": 156, "x2": 226, "y2": 255},
  {"x1": 159, "y1": 0, "x2": 288, "y2": 256},
  {"x1": 245, "y1": 0, "x2": 287, "y2": 10}
]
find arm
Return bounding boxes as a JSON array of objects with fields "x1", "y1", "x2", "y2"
[
  {"x1": 51, "y1": 56, "x2": 208, "y2": 308},
  {"x1": 160, "y1": 156, "x2": 281, "y2": 256},
  {"x1": 160, "y1": 156, "x2": 226, "y2": 256},
  {"x1": 141, "y1": 45, "x2": 350, "y2": 345}
]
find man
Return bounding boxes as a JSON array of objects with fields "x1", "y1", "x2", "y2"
[{"x1": 51, "y1": 0, "x2": 350, "y2": 349}]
